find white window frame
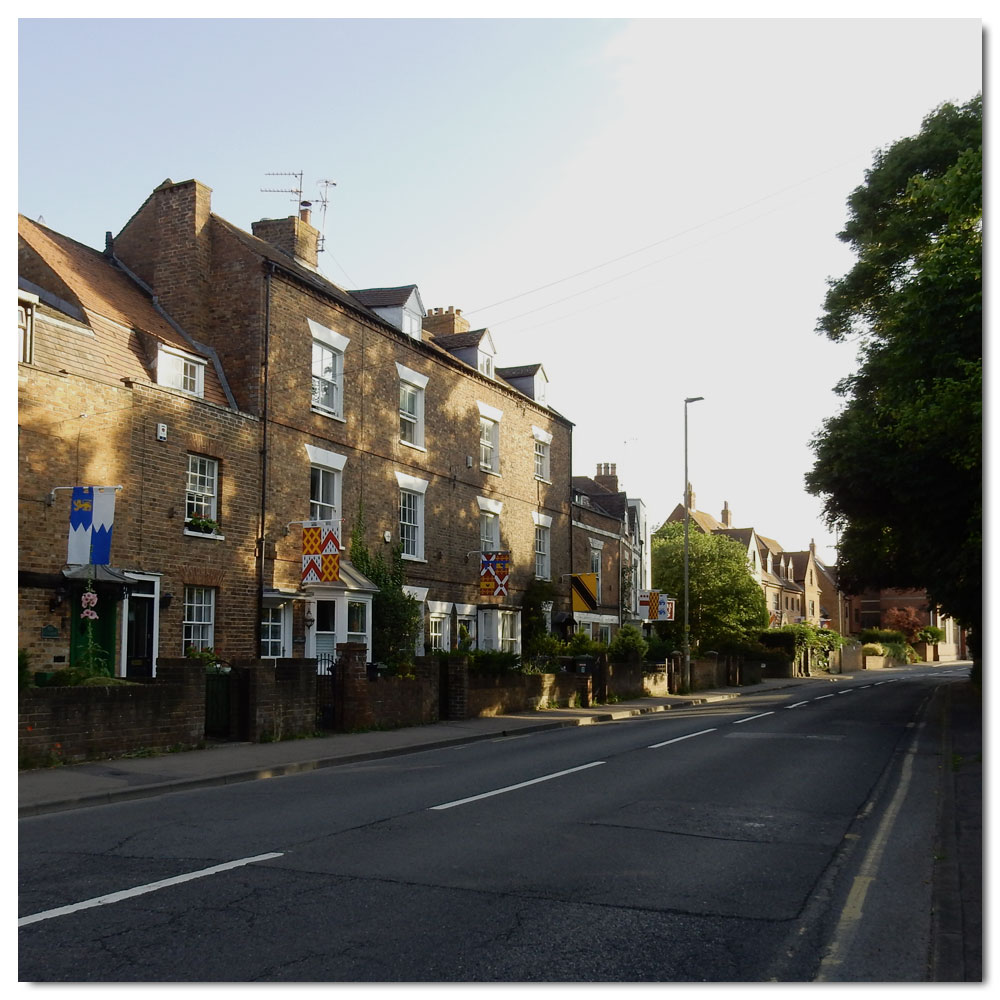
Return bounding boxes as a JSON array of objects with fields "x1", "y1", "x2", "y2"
[
  {"x1": 158, "y1": 345, "x2": 205, "y2": 397},
  {"x1": 455, "y1": 604, "x2": 477, "y2": 649},
  {"x1": 533, "y1": 511, "x2": 552, "y2": 580},
  {"x1": 310, "y1": 466, "x2": 339, "y2": 521},
  {"x1": 396, "y1": 471, "x2": 429, "y2": 561},
  {"x1": 347, "y1": 599, "x2": 368, "y2": 647},
  {"x1": 19, "y1": 294, "x2": 36, "y2": 364},
  {"x1": 532, "y1": 426, "x2": 552, "y2": 482},
  {"x1": 305, "y1": 444, "x2": 346, "y2": 522},
  {"x1": 308, "y1": 319, "x2": 350, "y2": 420},
  {"x1": 478, "y1": 351, "x2": 494, "y2": 379},
  {"x1": 396, "y1": 363, "x2": 428, "y2": 450},
  {"x1": 589, "y1": 539, "x2": 604, "y2": 602},
  {"x1": 260, "y1": 602, "x2": 291, "y2": 659},
  {"x1": 477, "y1": 495, "x2": 503, "y2": 554},
  {"x1": 477, "y1": 401, "x2": 502, "y2": 474},
  {"x1": 478, "y1": 608, "x2": 520, "y2": 654},
  {"x1": 183, "y1": 586, "x2": 215, "y2": 653},
  {"x1": 186, "y1": 454, "x2": 218, "y2": 522},
  {"x1": 427, "y1": 602, "x2": 452, "y2": 653}
]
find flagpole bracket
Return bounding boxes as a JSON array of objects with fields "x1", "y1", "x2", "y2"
[{"x1": 47, "y1": 484, "x2": 122, "y2": 506}]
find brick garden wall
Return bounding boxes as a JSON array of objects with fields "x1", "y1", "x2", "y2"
[{"x1": 19, "y1": 662, "x2": 204, "y2": 767}]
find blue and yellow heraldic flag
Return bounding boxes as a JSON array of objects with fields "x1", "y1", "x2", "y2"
[{"x1": 67, "y1": 486, "x2": 116, "y2": 565}]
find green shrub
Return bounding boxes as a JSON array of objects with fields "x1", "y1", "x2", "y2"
[
  {"x1": 467, "y1": 649, "x2": 521, "y2": 674},
  {"x1": 862, "y1": 643, "x2": 885, "y2": 656},
  {"x1": 644, "y1": 633, "x2": 676, "y2": 662},
  {"x1": 608, "y1": 623, "x2": 648, "y2": 663},
  {"x1": 860, "y1": 628, "x2": 906, "y2": 645},
  {"x1": 19, "y1": 649, "x2": 32, "y2": 690},
  {"x1": 917, "y1": 626, "x2": 946, "y2": 644}
]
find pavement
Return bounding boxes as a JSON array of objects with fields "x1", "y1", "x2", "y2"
[
  {"x1": 19, "y1": 677, "x2": 801, "y2": 817},
  {"x1": 18, "y1": 668, "x2": 982, "y2": 981}
]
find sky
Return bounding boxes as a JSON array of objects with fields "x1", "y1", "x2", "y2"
[{"x1": 16, "y1": 10, "x2": 984, "y2": 568}]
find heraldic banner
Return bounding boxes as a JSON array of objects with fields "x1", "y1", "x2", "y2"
[
  {"x1": 301, "y1": 520, "x2": 340, "y2": 583},
  {"x1": 67, "y1": 486, "x2": 116, "y2": 565},
  {"x1": 480, "y1": 550, "x2": 510, "y2": 597}
]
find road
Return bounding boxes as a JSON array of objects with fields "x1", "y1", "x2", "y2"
[{"x1": 19, "y1": 664, "x2": 969, "y2": 982}]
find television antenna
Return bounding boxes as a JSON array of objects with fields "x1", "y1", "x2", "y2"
[{"x1": 260, "y1": 172, "x2": 336, "y2": 254}]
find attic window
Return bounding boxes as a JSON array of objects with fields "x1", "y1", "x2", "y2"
[
  {"x1": 401, "y1": 310, "x2": 422, "y2": 339},
  {"x1": 478, "y1": 351, "x2": 494, "y2": 379},
  {"x1": 157, "y1": 346, "x2": 205, "y2": 397}
]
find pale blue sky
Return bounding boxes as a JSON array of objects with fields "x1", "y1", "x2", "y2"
[{"x1": 18, "y1": 15, "x2": 984, "y2": 566}]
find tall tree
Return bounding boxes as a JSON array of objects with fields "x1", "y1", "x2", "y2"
[
  {"x1": 807, "y1": 95, "x2": 982, "y2": 650},
  {"x1": 651, "y1": 522, "x2": 768, "y2": 650}
]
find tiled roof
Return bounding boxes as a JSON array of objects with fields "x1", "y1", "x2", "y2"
[
  {"x1": 18, "y1": 216, "x2": 231, "y2": 407},
  {"x1": 664, "y1": 503, "x2": 724, "y2": 533}
]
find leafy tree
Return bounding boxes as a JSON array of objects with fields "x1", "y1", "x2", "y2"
[
  {"x1": 651, "y1": 521, "x2": 768, "y2": 651},
  {"x1": 881, "y1": 606, "x2": 926, "y2": 642},
  {"x1": 520, "y1": 578, "x2": 557, "y2": 659},
  {"x1": 807, "y1": 95, "x2": 982, "y2": 652}
]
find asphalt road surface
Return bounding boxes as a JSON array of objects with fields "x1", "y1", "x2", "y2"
[{"x1": 19, "y1": 664, "x2": 969, "y2": 982}]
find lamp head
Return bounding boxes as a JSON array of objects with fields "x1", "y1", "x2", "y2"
[{"x1": 685, "y1": 396, "x2": 704, "y2": 404}]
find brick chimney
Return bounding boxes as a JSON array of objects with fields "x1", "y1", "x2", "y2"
[
  {"x1": 112, "y1": 178, "x2": 214, "y2": 339},
  {"x1": 721, "y1": 501, "x2": 732, "y2": 527},
  {"x1": 594, "y1": 462, "x2": 619, "y2": 493},
  {"x1": 685, "y1": 482, "x2": 696, "y2": 510},
  {"x1": 422, "y1": 305, "x2": 470, "y2": 337},
  {"x1": 251, "y1": 205, "x2": 319, "y2": 268}
]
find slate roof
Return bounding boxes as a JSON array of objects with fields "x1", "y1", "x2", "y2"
[
  {"x1": 18, "y1": 216, "x2": 232, "y2": 408},
  {"x1": 496, "y1": 364, "x2": 543, "y2": 378},
  {"x1": 572, "y1": 476, "x2": 628, "y2": 521},
  {"x1": 213, "y1": 216, "x2": 377, "y2": 321},
  {"x1": 431, "y1": 330, "x2": 491, "y2": 352},
  {"x1": 349, "y1": 285, "x2": 420, "y2": 309}
]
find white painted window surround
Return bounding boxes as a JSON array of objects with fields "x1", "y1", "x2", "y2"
[
  {"x1": 396, "y1": 362, "x2": 429, "y2": 449},
  {"x1": 477, "y1": 401, "x2": 502, "y2": 474},
  {"x1": 308, "y1": 319, "x2": 350, "y2": 419},
  {"x1": 396, "y1": 471, "x2": 429, "y2": 560}
]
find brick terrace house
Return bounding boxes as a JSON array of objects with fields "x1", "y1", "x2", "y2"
[
  {"x1": 570, "y1": 464, "x2": 649, "y2": 642},
  {"x1": 19, "y1": 177, "x2": 577, "y2": 673},
  {"x1": 18, "y1": 215, "x2": 261, "y2": 675}
]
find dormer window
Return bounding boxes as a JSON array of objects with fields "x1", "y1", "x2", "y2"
[
  {"x1": 158, "y1": 346, "x2": 205, "y2": 397},
  {"x1": 478, "y1": 351, "x2": 494, "y2": 379}
]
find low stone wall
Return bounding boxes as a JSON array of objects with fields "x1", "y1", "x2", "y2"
[
  {"x1": 829, "y1": 642, "x2": 864, "y2": 674},
  {"x1": 468, "y1": 672, "x2": 584, "y2": 716},
  {"x1": 914, "y1": 641, "x2": 960, "y2": 663},
  {"x1": 690, "y1": 657, "x2": 727, "y2": 691},
  {"x1": 18, "y1": 662, "x2": 204, "y2": 766}
]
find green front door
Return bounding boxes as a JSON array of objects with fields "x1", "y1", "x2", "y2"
[{"x1": 68, "y1": 583, "x2": 119, "y2": 676}]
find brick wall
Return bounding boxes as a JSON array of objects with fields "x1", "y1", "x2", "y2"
[
  {"x1": 259, "y1": 269, "x2": 574, "y2": 623},
  {"x1": 18, "y1": 662, "x2": 204, "y2": 766},
  {"x1": 18, "y1": 339, "x2": 262, "y2": 669}
]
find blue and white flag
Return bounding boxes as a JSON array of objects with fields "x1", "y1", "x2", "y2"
[{"x1": 67, "y1": 486, "x2": 116, "y2": 565}]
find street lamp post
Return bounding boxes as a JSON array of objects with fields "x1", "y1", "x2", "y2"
[{"x1": 683, "y1": 396, "x2": 704, "y2": 692}]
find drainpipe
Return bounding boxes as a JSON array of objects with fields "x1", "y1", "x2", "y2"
[{"x1": 256, "y1": 264, "x2": 274, "y2": 658}]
